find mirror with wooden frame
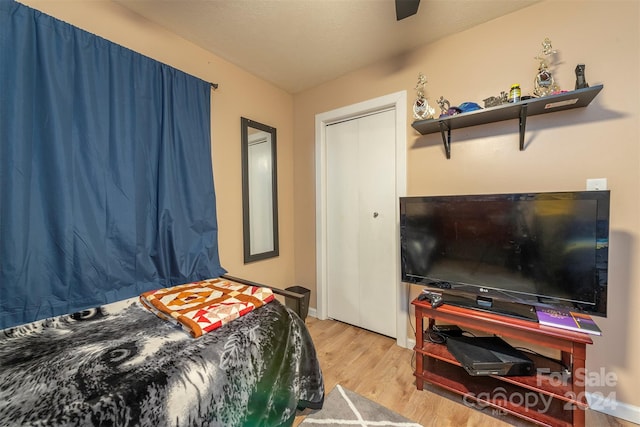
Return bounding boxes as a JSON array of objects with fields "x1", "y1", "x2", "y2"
[{"x1": 241, "y1": 117, "x2": 279, "y2": 263}]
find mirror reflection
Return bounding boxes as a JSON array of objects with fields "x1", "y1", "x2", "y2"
[{"x1": 241, "y1": 117, "x2": 279, "y2": 263}]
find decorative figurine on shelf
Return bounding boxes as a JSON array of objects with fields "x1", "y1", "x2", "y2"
[
  {"x1": 575, "y1": 64, "x2": 589, "y2": 89},
  {"x1": 437, "y1": 96, "x2": 450, "y2": 117},
  {"x1": 534, "y1": 37, "x2": 560, "y2": 97},
  {"x1": 412, "y1": 72, "x2": 435, "y2": 120},
  {"x1": 436, "y1": 96, "x2": 463, "y2": 117},
  {"x1": 483, "y1": 91, "x2": 508, "y2": 108}
]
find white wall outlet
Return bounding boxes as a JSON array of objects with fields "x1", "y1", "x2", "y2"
[{"x1": 586, "y1": 178, "x2": 607, "y2": 191}]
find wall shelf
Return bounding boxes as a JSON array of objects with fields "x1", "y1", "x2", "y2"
[{"x1": 411, "y1": 84, "x2": 603, "y2": 159}]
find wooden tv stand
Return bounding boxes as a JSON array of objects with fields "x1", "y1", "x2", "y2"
[{"x1": 412, "y1": 298, "x2": 593, "y2": 427}]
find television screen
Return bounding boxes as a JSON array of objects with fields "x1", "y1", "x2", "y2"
[{"x1": 400, "y1": 191, "x2": 609, "y2": 318}]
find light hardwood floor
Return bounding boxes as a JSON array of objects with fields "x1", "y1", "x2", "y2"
[{"x1": 294, "y1": 316, "x2": 635, "y2": 427}]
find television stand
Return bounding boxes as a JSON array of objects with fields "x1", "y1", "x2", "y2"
[{"x1": 412, "y1": 298, "x2": 593, "y2": 427}]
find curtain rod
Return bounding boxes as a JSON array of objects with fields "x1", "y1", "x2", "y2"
[{"x1": 210, "y1": 83, "x2": 219, "y2": 90}]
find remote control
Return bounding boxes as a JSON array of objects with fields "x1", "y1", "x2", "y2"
[{"x1": 417, "y1": 290, "x2": 444, "y2": 308}]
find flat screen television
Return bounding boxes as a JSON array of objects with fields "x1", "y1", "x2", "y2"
[{"x1": 400, "y1": 191, "x2": 610, "y2": 320}]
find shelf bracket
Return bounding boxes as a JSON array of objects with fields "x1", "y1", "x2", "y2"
[
  {"x1": 438, "y1": 121, "x2": 451, "y2": 159},
  {"x1": 519, "y1": 104, "x2": 528, "y2": 151}
]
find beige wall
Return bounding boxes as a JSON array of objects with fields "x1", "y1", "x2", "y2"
[
  {"x1": 20, "y1": 0, "x2": 297, "y2": 289},
  {"x1": 18, "y1": 0, "x2": 640, "y2": 418},
  {"x1": 293, "y1": 0, "x2": 640, "y2": 417}
]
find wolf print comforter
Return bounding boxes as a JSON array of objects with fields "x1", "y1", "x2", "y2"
[
  {"x1": 0, "y1": 296, "x2": 324, "y2": 426},
  {"x1": 140, "y1": 278, "x2": 275, "y2": 338}
]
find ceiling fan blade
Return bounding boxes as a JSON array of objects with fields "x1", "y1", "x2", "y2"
[{"x1": 395, "y1": 0, "x2": 421, "y2": 20}]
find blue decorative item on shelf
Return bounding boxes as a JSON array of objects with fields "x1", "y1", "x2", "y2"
[{"x1": 458, "y1": 102, "x2": 482, "y2": 112}]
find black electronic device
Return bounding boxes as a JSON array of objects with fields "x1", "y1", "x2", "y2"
[
  {"x1": 446, "y1": 336, "x2": 534, "y2": 376},
  {"x1": 400, "y1": 191, "x2": 610, "y2": 319},
  {"x1": 432, "y1": 324, "x2": 463, "y2": 336}
]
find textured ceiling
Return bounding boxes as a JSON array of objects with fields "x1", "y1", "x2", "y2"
[{"x1": 116, "y1": 0, "x2": 541, "y2": 94}]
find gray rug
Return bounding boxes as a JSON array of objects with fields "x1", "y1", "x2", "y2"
[{"x1": 300, "y1": 384, "x2": 422, "y2": 426}]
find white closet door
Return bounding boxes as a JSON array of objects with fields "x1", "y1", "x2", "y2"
[
  {"x1": 326, "y1": 118, "x2": 360, "y2": 327},
  {"x1": 325, "y1": 109, "x2": 397, "y2": 337}
]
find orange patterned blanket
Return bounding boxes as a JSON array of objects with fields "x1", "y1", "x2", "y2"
[{"x1": 140, "y1": 278, "x2": 275, "y2": 338}]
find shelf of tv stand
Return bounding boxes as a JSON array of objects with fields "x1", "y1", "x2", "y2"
[
  {"x1": 411, "y1": 84, "x2": 603, "y2": 159},
  {"x1": 412, "y1": 299, "x2": 593, "y2": 427},
  {"x1": 418, "y1": 340, "x2": 582, "y2": 406}
]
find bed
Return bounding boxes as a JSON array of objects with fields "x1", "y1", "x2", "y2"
[{"x1": 0, "y1": 276, "x2": 324, "y2": 427}]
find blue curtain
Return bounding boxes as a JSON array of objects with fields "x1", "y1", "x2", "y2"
[{"x1": 0, "y1": 1, "x2": 226, "y2": 329}]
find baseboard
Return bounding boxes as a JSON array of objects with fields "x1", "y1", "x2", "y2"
[
  {"x1": 586, "y1": 392, "x2": 640, "y2": 425},
  {"x1": 308, "y1": 307, "x2": 317, "y2": 319},
  {"x1": 404, "y1": 340, "x2": 639, "y2": 424}
]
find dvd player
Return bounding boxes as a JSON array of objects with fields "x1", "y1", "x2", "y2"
[{"x1": 446, "y1": 336, "x2": 534, "y2": 376}]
